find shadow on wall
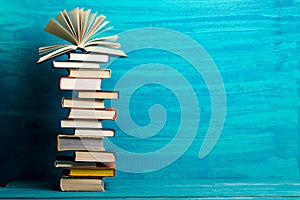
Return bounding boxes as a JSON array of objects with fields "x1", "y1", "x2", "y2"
[{"x1": 0, "y1": 47, "x2": 67, "y2": 185}]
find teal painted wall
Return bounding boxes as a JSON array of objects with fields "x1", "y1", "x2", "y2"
[{"x1": 0, "y1": 0, "x2": 300, "y2": 183}]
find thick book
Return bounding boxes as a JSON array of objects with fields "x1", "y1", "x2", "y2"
[
  {"x1": 68, "y1": 69, "x2": 111, "y2": 78},
  {"x1": 53, "y1": 61, "x2": 100, "y2": 69},
  {"x1": 61, "y1": 119, "x2": 102, "y2": 128},
  {"x1": 68, "y1": 108, "x2": 117, "y2": 120},
  {"x1": 60, "y1": 77, "x2": 101, "y2": 90},
  {"x1": 62, "y1": 98, "x2": 104, "y2": 109},
  {"x1": 75, "y1": 151, "x2": 116, "y2": 162},
  {"x1": 78, "y1": 91, "x2": 119, "y2": 99},
  {"x1": 69, "y1": 52, "x2": 109, "y2": 63},
  {"x1": 74, "y1": 128, "x2": 115, "y2": 137},
  {"x1": 57, "y1": 135, "x2": 104, "y2": 151},
  {"x1": 55, "y1": 160, "x2": 114, "y2": 168},
  {"x1": 60, "y1": 177, "x2": 104, "y2": 191}
]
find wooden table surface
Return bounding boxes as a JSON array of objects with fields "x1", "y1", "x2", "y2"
[{"x1": 1, "y1": 179, "x2": 300, "y2": 199}]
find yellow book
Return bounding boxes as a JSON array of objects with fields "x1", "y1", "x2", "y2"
[{"x1": 69, "y1": 168, "x2": 115, "y2": 177}]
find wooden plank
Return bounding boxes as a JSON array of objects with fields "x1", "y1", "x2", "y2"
[{"x1": 1, "y1": 179, "x2": 300, "y2": 199}]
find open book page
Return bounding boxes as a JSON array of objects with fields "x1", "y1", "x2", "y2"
[
  {"x1": 37, "y1": 7, "x2": 127, "y2": 63},
  {"x1": 38, "y1": 45, "x2": 77, "y2": 63},
  {"x1": 45, "y1": 19, "x2": 77, "y2": 44}
]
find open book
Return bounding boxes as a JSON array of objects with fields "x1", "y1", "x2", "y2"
[{"x1": 37, "y1": 7, "x2": 127, "y2": 63}]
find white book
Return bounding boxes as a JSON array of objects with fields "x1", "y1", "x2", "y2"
[
  {"x1": 69, "y1": 52, "x2": 109, "y2": 62},
  {"x1": 62, "y1": 98, "x2": 104, "y2": 109},
  {"x1": 74, "y1": 128, "x2": 115, "y2": 137},
  {"x1": 61, "y1": 119, "x2": 102, "y2": 128},
  {"x1": 75, "y1": 151, "x2": 116, "y2": 162},
  {"x1": 60, "y1": 77, "x2": 101, "y2": 90},
  {"x1": 53, "y1": 61, "x2": 100, "y2": 69},
  {"x1": 69, "y1": 69, "x2": 111, "y2": 78},
  {"x1": 78, "y1": 91, "x2": 119, "y2": 99},
  {"x1": 68, "y1": 108, "x2": 117, "y2": 120}
]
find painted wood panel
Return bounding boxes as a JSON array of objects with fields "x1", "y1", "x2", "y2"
[
  {"x1": 0, "y1": 0, "x2": 299, "y2": 186},
  {"x1": 1, "y1": 179, "x2": 300, "y2": 199}
]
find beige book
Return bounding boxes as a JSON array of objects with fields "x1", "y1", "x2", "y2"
[
  {"x1": 74, "y1": 128, "x2": 115, "y2": 137},
  {"x1": 60, "y1": 77, "x2": 101, "y2": 90},
  {"x1": 75, "y1": 151, "x2": 116, "y2": 162},
  {"x1": 60, "y1": 177, "x2": 104, "y2": 192},
  {"x1": 62, "y1": 98, "x2": 104, "y2": 109},
  {"x1": 61, "y1": 119, "x2": 102, "y2": 128},
  {"x1": 78, "y1": 91, "x2": 119, "y2": 99},
  {"x1": 68, "y1": 108, "x2": 117, "y2": 120},
  {"x1": 69, "y1": 69, "x2": 111, "y2": 78}
]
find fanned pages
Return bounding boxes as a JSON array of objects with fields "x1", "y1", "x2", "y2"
[{"x1": 37, "y1": 7, "x2": 127, "y2": 63}]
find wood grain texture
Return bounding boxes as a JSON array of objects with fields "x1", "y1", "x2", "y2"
[
  {"x1": 1, "y1": 179, "x2": 300, "y2": 199},
  {"x1": 0, "y1": 0, "x2": 299, "y2": 190}
]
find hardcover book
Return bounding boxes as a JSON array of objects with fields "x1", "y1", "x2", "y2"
[
  {"x1": 75, "y1": 151, "x2": 116, "y2": 163},
  {"x1": 78, "y1": 91, "x2": 119, "y2": 99},
  {"x1": 57, "y1": 135, "x2": 104, "y2": 151},
  {"x1": 60, "y1": 177, "x2": 105, "y2": 192},
  {"x1": 62, "y1": 98, "x2": 105, "y2": 109}
]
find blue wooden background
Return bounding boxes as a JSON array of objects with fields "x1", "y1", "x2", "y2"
[{"x1": 0, "y1": 0, "x2": 300, "y2": 185}]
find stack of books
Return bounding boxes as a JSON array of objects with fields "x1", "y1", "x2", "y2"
[
  {"x1": 54, "y1": 52, "x2": 118, "y2": 191},
  {"x1": 37, "y1": 8, "x2": 127, "y2": 191}
]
